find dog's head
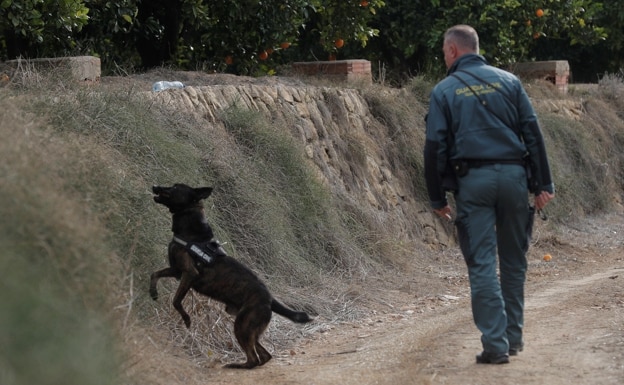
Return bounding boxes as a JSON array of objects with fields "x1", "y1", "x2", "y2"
[{"x1": 152, "y1": 184, "x2": 213, "y2": 212}]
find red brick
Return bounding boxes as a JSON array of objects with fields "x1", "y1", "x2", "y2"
[{"x1": 292, "y1": 60, "x2": 372, "y2": 84}]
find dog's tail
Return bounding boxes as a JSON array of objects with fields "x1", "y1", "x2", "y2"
[{"x1": 271, "y1": 300, "x2": 312, "y2": 323}]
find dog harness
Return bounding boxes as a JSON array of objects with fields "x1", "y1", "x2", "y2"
[{"x1": 172, "y1": 236, "x2": 227, "y2": 265}]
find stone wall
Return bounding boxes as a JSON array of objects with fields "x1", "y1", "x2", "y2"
[{"x1": 146, "y1": 83, "x2": 449, "y2": 245}]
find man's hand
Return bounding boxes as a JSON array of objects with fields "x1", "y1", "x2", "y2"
[
  {"x1": 434, "y1": 205, "x2": 453, "y2": 222},
  {"x1": 535, "y1": 191, "x2": 554, "y2": 210}
]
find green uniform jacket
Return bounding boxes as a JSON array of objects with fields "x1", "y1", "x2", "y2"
[{"x1": 424, "y1": 53, "x2": 554, "y2": 209}]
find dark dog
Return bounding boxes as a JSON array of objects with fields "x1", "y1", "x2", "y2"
[{"x1": 149, "y1": 183, "x2": 312, "y2": 369}]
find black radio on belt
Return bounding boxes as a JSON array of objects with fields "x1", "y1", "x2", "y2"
[{"x1": 452, "y1": 160, "x2": 470, "y2": 177}]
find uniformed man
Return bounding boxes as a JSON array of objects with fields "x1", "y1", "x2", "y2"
[{"x1": 424, "y1": 24, "x2": 555, "y2": 364}]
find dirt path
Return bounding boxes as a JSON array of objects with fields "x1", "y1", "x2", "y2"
[{"x1": 189, "y1": 218, "x2": 624, "y2": 385}]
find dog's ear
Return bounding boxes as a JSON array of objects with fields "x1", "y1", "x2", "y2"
[{"x1": 195, "y1": 187, "x2": 213, "y2": 200}]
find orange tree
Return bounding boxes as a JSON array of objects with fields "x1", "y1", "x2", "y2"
[
  {"x1": 598, "y1": 1, "x2": 624, "y2": 74},
  {"x1": 0, "y1": 0, "x2": 89, "y2": 59},
  {"x1": 73, "y1": 0, "x2": 143, "y2": 69},
  {"x1": 530, "y1": 1, "x2": 624, "y2": 81},
  {"x1": 4, "y1": 0, "x2": 619, "y2": 79},
  {"x1": 184, "y1": 0, "x2": 308, "y2": 74},
  {"x1": 72, "y1": 0, "x2": 385, "y2": 74},
  {"x1": 366, "y1": 0, "x2": 607, "y2": 79},
  {"x1": 1, "y1": 0, "x2": 385, "y2": 73},
  {"x1": 295, "y1": 0, "x2": 385, "y2": 61},
  {"x1": 431, "y1": 0, "x2": 606, "y2": 65},
  {"x1": 178, "y1": 0, "x2": 386, "y2": 73}
]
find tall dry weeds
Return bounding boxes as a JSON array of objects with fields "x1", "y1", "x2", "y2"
[{"x1": 2, "y1": 63, "x2": 624, "y2": 385}]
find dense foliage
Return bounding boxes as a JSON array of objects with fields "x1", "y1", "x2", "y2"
[{"x1": 1, "y1": 0, "x2": 622, "y2": 80}]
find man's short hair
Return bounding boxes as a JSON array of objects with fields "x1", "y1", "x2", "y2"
[{"x1": 444, "y1": 25, "x2": 479, "y2": 53}]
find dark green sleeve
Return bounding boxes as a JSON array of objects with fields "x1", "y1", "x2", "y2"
[{"x1": 517, "y1": 86, "x2": 554, "y2": 194}]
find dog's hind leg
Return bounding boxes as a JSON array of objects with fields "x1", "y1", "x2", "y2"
[
  {"x1": 224, "y1": 306, "x2": 272, "y2": 369},
  {"x1": 224, "y1": 327, "x2": 261, "y2": 368},
  {"x1": 225, "y1": 304, "x2": 239, "y2": 316},
  {"x1": 256, "y1": 342, "x2": 272, "y2": 366},
  {"x1": 149, "y1": 267, "x2": 179, "y2": 300}
]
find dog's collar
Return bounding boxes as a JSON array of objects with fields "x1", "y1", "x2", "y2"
[
  {"x1": 170, "y1": 204, "x2": 203, "y2": 215},
  {"x1": 172, "y1": 235, "x2": 227, "y2": 265},
  {"x1": 172, "y1": 235, "x2": 219, "y2": 246},
  {"x1": 172, "y1": 235, "x2": 189, "y2": 246},
  {"x1": 172, "y1": 236, "x2": 214, "y2": 264}
]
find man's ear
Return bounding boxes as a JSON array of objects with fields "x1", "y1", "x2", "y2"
[
  {"x1": 195, "y1": 187, "x2": 213, "y2": 200},
  {"x1": 448, "y1": 43, "x2": 458, "y2": 59}
]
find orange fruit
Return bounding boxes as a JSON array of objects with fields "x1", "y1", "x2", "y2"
[
  {"x1": 280, "y1": 42, "x2": 291, "y2": 49},
  {"x1": 360, "y1": 0, "x2": 369, "y2": 6},
  {"x1": 225, "y1": 55, "x2": 233, "y2": 65},
  {"x1": 266, "y1": 48, "x2": 274, "y2": 55},
  {"x1": 543, "y1": 254, "x2": 552, "y2": 262},
  {"x1": 533, "y1": 32, "x2": 541, "y2": 39},
  {"x1": 258, "y1": 50, "x2": 269, "y2": 60},
  {"x1": 334, "y1": 38, "x2": 344, "y2": 49},
  {"x1": 536, "y1": 9, "x2": 544, "y2": 17}
]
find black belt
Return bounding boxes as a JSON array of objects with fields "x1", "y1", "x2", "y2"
[{"x1": 464, "y1": 159, "x2": 525, "y2": 168}]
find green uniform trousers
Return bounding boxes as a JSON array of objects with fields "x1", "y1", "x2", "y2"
[{"x1": 454, "y1": 163, "x2": 532, "y2": 354}]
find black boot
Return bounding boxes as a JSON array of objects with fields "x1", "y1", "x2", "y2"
[{"x1": 476, "y1": 351, "x2": 510, "y2": 364}]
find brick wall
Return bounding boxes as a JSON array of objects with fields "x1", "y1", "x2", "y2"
[
  {"x1": 292, "y1": 60, "x2": 372, "y2": 84},
  {"x1": 511, "y1": 60, "x2": 570, "y2": 93}
]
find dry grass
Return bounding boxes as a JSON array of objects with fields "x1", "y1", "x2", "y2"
[
  {"x1": 2, "y1": 62, "x2": 624, "y2": 385},
  {"x1": 0, "y1": 89, "x2": 123, "y2": 385},
  {"x1": 533, "y1": 75, "x2": 624, "y2": 220}
]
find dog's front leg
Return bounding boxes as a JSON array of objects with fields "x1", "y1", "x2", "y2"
[
  {"x1": 149, "y1": 267, "x2": 179, "y2": 300},
  {"x1": 173, "y1": 272, "x2": 196, "y2": 328}
]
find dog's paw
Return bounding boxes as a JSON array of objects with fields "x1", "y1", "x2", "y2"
[
  {"x1": 183, "y1": 314, "x2": 191, "y2": 328},
  {"x1": 224, "y1": 361, "x2": 259, "y2": 369},
  {"x1": 149, "y1": 288, "x2": 159, "y2": 301}
]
